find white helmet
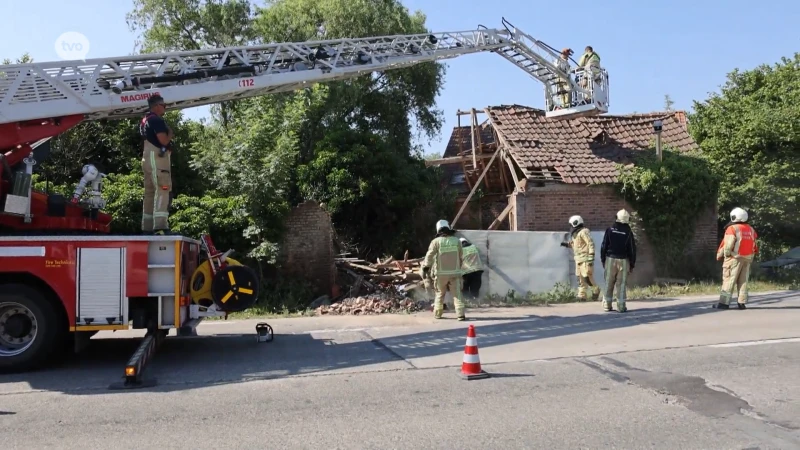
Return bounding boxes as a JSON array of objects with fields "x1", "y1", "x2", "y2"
[
  {"x1": 435, "y1": 219, "x2": 451, "y2": 233},
  {"x1": 568, "y1": 215, "x2": 584, "y2": 227},
  {"x1": 730, "y1": 207, "x2": 748, "y2": 223},
  {"x1": 616, "y1": 209, "x2": 630, "y2": 224}
]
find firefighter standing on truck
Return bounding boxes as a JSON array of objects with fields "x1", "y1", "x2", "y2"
[
  {"x1": 460, "y1": 237, "x2": 484, "y2": 301},
  {"x1": 600, "y1": 209, "x2": 637, "y2": 313},
  {"x1": 422, "y1": 220, "x2": 466, "y2": 321},
  {"x1": 716, "y1": 207, "x2": 758, "y2": 310},
  {"x1": 560, "y1": 215, "x2": 601, "y2": 301},
  {"x1": 139, "y1": 94, "x2": 174, "y2": 235}
]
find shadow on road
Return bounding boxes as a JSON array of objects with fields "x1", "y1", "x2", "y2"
[{"x1": 0, "y1": 291, "x2": 796, "y2": 395}]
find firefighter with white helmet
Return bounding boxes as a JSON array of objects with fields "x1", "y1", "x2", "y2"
[
  {"x1": 460, "y1": 237, "x2": 484, "y2": 301},
  {"x1": 422, "y1": 219, "x2": 466, "y2": 320},
  {"x1": 600, "y1": 209, "x2": 637, "y2": 312},
  {"x1": 560, "y1": 215, "x2": 601, "y2": 301},
  {"x1": 716, "y1": 207, "x2": 758, "y2": 310}
]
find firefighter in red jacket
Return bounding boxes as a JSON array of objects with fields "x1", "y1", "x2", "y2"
[{"x1": 716, "y1": 207, "x2": 758, "y2": 310}]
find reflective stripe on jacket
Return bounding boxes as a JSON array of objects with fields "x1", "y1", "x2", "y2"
[{"x1": 424, "y1": 235, "x2": 463, "y2": 277}]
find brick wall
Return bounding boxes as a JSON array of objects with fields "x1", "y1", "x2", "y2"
[
  {"x1": 280, "y1": 201, "x2": 335, "y2": 296},
  {"x1": 511, "y1": 182, "x2": 718, "y2": 284}
]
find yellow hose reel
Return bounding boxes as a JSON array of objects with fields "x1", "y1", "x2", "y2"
[{"x1": 189, "y1": 257, "x2": 260, "y2": 312}]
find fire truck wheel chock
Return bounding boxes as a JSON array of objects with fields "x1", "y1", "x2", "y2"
[
  {"x1": 256, "y1": 323, "x2": 273, "y2": 343},
  {"x1": 210, "y1": 265, "x2": 259, "y2": 313}
]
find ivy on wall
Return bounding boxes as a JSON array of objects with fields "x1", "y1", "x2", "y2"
[{"x1": 614, "y1": 147, "x2": 720, "y2": 273}]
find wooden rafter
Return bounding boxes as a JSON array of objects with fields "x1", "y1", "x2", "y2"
[
  {"x1": 451, "y1": 146, "x2": 502, "y2": 229},
  {"x1": 424, "y1": 154, "x2": 495, "y2": 167},
  {"x1": 484, "y1": 107, "x2": 526, "y2": 193}
]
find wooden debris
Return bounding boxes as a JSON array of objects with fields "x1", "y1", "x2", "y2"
[{"x1": 333, "y1": 252, "x2": 427, "y2": 302}]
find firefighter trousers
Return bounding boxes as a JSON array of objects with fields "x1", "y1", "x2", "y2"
[
  {"x1": 141, "y1": 142, "x2": 173, "y2": 232},
  {"x1": 462, "y1": 270, "x2": 483, "y2": 301},
  {"x1": 603, "y1": 257, "x2": 629, "y2": 309},
  {"x1": 576, "y1": 261, "x2": 600, "y2": 300},
  {"x1": 434, "y1": 274, "x2": 464, "y2": 318},
  {"x1": 719, "y1": 257, "x2": 752, "y2": 305},
  {"x1": 556, "y1": 80, "x2": 570, "y2": 107}
]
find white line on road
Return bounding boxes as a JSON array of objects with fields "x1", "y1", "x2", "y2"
[{"x1": 707, "y1": 337, "x2": 800, "y2": 348}]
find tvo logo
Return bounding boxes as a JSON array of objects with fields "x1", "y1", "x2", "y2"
[{"x1": 55, "y1": 32, "x2": 90, "y2": 61}]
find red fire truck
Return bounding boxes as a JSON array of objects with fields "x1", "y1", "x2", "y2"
[{"x1": 0, "y1": 17, "x2": 609, "y2": 384}]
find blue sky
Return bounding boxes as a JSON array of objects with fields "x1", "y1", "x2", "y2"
[{"x1": 2, "y1": 0, "x2": 797, "y2": 155}]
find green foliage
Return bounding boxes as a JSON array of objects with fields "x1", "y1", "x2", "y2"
[
  {"x1": 296, "y1": 126, "x2": 443, "y2": 256},
  {"x1": 103, "y1": 172, "x2": 146, "y2": 234},
  {"x1": 615, "y1": 148, "x2": 720, "y2": 273},
  {"x1": 689, "y1": 53, "x2": 800, "y2": 258}
]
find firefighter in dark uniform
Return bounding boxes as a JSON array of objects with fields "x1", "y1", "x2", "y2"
[{"x1": 139, "y1": 94, "x2": 174, "y2": 235}]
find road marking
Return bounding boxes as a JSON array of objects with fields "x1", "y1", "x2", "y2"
[{"x1": 707, "y1": 337, "x2": 800, "y2": 348}]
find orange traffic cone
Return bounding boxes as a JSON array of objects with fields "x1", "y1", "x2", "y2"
[{"x1": 460, "y1": 324, "x2": 490, "y2": 380}]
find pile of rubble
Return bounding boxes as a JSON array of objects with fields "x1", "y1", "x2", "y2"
[
  {"x1": 315, "y1": 293, "x2": 430, "y2": 315},
  {"x1": 313, "y1": 252, "x2": 432, "y2": 315}
]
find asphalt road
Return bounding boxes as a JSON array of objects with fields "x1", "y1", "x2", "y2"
[{"x1": 2, "y1": 291, "x2": 800, "y2": 449}]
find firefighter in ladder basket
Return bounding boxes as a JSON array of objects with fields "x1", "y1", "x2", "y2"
[{"x1": 139, "y1": 94, "x2": 175, "y2": 235}]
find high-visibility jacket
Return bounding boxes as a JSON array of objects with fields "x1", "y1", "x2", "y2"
[
  {"x1": 423, "y1": 235, "x2": 463, "y2": 277},
  {"x1": 571, "y1": 227, "x2": 595, "y2": 263},
  {"x1": 461, "y1": 245, "x2": 483, "y2": 275},
  {"x1": 716, "y1": 223, "x2": 758, "y2": 261},
  {"x1": 578, "y1": 51, "x2": 600, "y2": 69}
]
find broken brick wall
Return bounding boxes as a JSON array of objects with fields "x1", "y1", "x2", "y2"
[
  {"x1": 280, "y1": 201, "x2": 335, "y2": 296},
  {"x1": 511, "y1": 183, "x2": 718, "y2": 284}
]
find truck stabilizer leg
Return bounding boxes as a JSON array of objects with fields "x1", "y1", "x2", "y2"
[{"x1": 108, "y1": 329, "x2": 168, "y2": 390}]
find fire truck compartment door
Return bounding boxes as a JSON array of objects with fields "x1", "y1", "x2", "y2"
[{"x1": 76, "y1": 247, "x2": 126, "y2": 326}]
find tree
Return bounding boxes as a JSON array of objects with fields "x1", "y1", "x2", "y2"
[
  {"x1": 689, "y1": 53, "x2": 800, "y2": 258},
  {"x1": 2, "y1": 53, "x2": 33, "y2": 65},
  {"x1": 664, "y1": 94, "x2": 674, "y2": 111}
]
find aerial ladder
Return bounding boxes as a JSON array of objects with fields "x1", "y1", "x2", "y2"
[{"x1": 0, "y1": 18, "x2": 609, "y2": 378}]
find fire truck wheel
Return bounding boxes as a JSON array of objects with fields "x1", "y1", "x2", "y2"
[
  {"x1": 0, "y1": 284, "x2": 61, "y2": 373},
  {"x1": 210, "y1": 265, "x2": 260, "y2": 313}
]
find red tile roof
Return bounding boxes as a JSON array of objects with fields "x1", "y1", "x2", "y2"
[{"x1": 484, "y1": 105, "x2": 699, "y2": 184}]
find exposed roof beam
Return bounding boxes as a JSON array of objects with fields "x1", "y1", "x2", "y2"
[{"x1": 425, "y1": 153, "x2": 494, "y2": 167}]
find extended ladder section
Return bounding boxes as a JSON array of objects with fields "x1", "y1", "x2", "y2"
[
  {"x1": 494, "y1": 18, "x2": 609, "y2": 118},
  {"x1": 0, "y1": 18, "x2": 609, "y2": 125}
]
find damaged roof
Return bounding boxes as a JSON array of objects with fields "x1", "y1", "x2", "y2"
[
  {"x1": 484, "y1": 105, "x2": 699, "y2": 184},
  {"x1": 443, "y1": 124, "x2": 496, "y2": 158}
]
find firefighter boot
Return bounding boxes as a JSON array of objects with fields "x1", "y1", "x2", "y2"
[{"x1": 603, "y1": 301, "x2": 613, "y2": 312}]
